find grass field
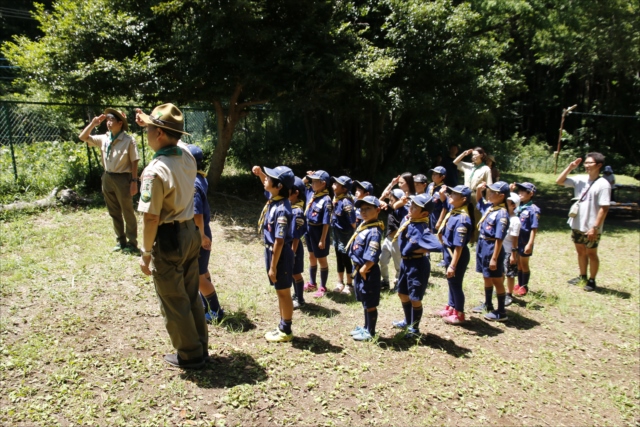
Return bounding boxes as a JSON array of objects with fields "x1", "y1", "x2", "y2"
[{"x1": 1, "y1": 172, "x2": 639, "y2": 426}]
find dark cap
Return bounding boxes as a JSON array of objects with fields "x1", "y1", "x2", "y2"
[
  {"x1": 488, "y1": 181, "x2": 510, "y2": 197},
  {"x1": 411, "y1": 193, "x2": 434, "y2": 212},
  {"x1": 449, "y1": 185, "x2": 471, "y2": 199},
  {"x1": 332, "y1": 176, "x2": 353, "y2": 192},
  {"x1": 307, "y1": 170, "x2": 330, "y2": 184},
  {"x1": 413, "y1": 174, "x2": 428, "y2": 183},
  {"x1": 392, "y1": 189, "x2": 405, "y2": 199},
  {"x1": 515, "y1": 182, "x2": 537, "y2": 194},
  {"x1": 429, "y1": 166, "x2": 447, "y2": 175},
  {"x1": 354, "y1": 180, "x2": 374, "y2": 194},
  {"x1": 265, "y1": 166, "x2": 295, "y2": 189},
  {"x1": 603, "y1": 166, "x2": 613, "y2": 174},
  {"x1": 354, "y1": 195, "x2": 381, "y2": 208},
  {"x1": 187, "y1": 144, "x2": 204, "y2": 169},
  {"x1": 292, "y1": 177, "x2": 306, "y2": 201}
]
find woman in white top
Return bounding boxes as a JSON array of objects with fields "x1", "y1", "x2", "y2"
[{"x1": 453, "y1": 146, "x2": 493, "y2": 243}]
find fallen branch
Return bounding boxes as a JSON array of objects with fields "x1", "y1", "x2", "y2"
[{"x1": 0, "y1": 188, "x2": 92, "y2": 212}]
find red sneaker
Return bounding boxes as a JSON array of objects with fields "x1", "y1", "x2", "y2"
[
  {"x1": 443, "y1": 311, "x2": 465, "y2": 325},
  {"x1": 435, "y1": 305, "x2": 454, "y2": 317},
  {"x1": 303, "y1": 282, "x2": 317, "y2": 292},
  {"x1": 514, "y1": 284, "x2": 522, "y2": 293},
  {"x1": 515, "y1": 286, "x2": 529, "y2": 296}
]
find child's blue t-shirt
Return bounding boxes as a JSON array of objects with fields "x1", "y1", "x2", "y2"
[
  {"x1": 348, "y1": 223, "x2": 383, "y2": 265},
  {"x1": 194, "y1": 174, "x2": 211, "y2": 238},
  {"x1": 331, "y1": 196, "x2": 356, "y2": 232},
  {"x1": 396, "y1": 218, "x2": 443, "y2": 257},
  {"x1": 476, "y1": 198, "x2": 508, "y2": 241},
  {"x1": 516, "y1": 202, "x2": 540, "y2": 248},
  {"x1": 305, "y1": 187, "x2": 332, "y2": 226}
]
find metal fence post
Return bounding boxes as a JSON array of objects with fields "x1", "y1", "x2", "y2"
[{"x1": 3, "y1": 103, "x2": 18, "y2": 182}]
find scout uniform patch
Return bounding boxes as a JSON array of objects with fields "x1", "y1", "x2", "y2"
[{"x1": 140, "y1": 173, "x2": 156, "y2": 203}]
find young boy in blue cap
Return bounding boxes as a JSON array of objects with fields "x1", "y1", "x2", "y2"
[
  {"x1": 302, "y1": 170, "x2": 333, "y2": 298},
  {"x1": 472, "y1": 181, "x2": 510, "y2": 321},
  {"x1": 436, "y1": 185, "x2": 473, "y2": 325},
  {"x1": 289, "y1": 177, "x2": 307, "y2": 309},
  {"x1": 512, "y1": 182, "x2": 540, "y2": 297},
  {"x1": 392, "y1": 193, "x2": 442, "y2": 337},
  {"x1": 188, "y1": 145, "x2": 225, "y2": 323},
  {"x1": 252, "y1": 165, "x2": 296, "y2": 342},
  {"x1": 347, "y1": 195, "x2": 385, "y2": 341},
  {"x1": 331, "y1": 176, "x2": 357, "y2": 294}
]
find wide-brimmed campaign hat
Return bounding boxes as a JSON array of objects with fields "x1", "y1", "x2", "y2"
[
  {"x1": 103, "y1": 108, "x2": 129, "y2": 131},
  {"x1": 137, "y1": 103, "x2": 190, "y2": 135}
]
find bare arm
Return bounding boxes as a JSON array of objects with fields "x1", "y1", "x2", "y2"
[
  {"x1": 318, "y1": 224, "x2": 330, "y2": 249},
  {"x1": 556, "y1": 158, "x2": 582, "y2": 185},
  {"x1": 79, "y1": 115, "x2": 105, "y2": 142},
  {"x1": 446, "y1": 246, "x2": 463, "y2": 278},
  {"x1": 453, "y1": 149, "x2": 472, "y2": 166},
  {"x1": 251, "y1": 165, "x2": 267, "y2": 182},
  {"x1": 194, "y1": 213, "x2": 211, "y2": 250},
  {"x1": 490, "y1": 239, "x2": 503, "y2": 270},
  {"x1": 139, "y1": 213, "x2": 160, "y2": 276},
  {"x1": 586, "y1": 206, "x2": 609, "y2": 241}
]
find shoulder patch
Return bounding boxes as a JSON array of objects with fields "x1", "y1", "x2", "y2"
[
  {"x1": 296, "y1": 218, "x2": 305, "y2": 226},
  {"x1": 456, "y1": 227, "x2": 467, "y2": 233},
  {"x1": 369, "y1": 241, "x2": 380, "y2": 251},
  {"x1": 277, "y1": 216, "x2": 288, "y2": 225},
  {"x1": 500, "y1": 218, "x2": 508, "y2": 225},
  {"x1": 140, "y1": 174, "x2": 156, "y2": 203},
  {"x1": 344, "y1": 203, "x2": 352, "y2": 212}
]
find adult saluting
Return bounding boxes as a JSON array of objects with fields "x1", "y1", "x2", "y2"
[
  {"x1": 453, "y1": 147, "x2": 493, "y2": 243},
  {"x1": 79, "y1": 109, "x2": 140, "y2": 252},
  {"x1": 136, "y1": 104, "x2": 208, "y2": 370},
  {"x1": 556, "y1": 153, "x2": 611, "y2": 292}
]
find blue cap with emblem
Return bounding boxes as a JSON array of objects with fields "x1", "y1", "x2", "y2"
[
  {"x1": 354, "y1": 195, "x2": 381, "y2": 208},
  {"x1": 449, "y1": 185, "x2": 471, "y2": 199},
  {"x1": 187, "y1": 144, "x2": 204, "y2": 169},
  {"x1": 410, "y1": 193, "x2": 434, "y2": 212},
  {"x1": 391, "y1": 188, "x2": 405, "y2": 200},
  {"x1": 515, "y1": 182, "x2": 537, "y2": 194},
  {"x1": 292, "y1": 177, "x2": 306, "y2": 201},
  {"x1": 429, "y1": 166, "x2": 447, "y2": 175},
  {"x1": 264, "y1": 166, "x2": 295, "y2": 189},
  {"x1": 354, "y1": 180, "x2": 374, "y2": 195},
  {"x1": 332, "y1": 175, "x2": 353, "y2": 192},
  {"x1": 307, "y1": 170, "x2": 330, "y2": 184},
  {"x1": 488, "y1": 181, "x2": 510, "y2": 197}
]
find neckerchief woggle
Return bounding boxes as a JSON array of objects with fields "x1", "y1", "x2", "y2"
[{"x1": 257, "y1": 195, "x2": 284, "y2": 234}]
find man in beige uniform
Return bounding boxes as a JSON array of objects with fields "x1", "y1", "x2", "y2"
[
  {"x1": 79, "y1": 109, "x2": 139, "y2": 252},
  {"x1": 136, "y1": 103, "x2": 208, "y2": 370}
]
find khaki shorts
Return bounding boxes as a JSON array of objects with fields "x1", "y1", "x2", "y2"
[{"x1": 571, "y1": 229, "x2": 601, "y2": 249}]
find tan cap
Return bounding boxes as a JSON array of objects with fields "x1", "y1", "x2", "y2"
[
  {"x1": 137, "y1": 103, "x2": 190, "y2": 135},
  {"x1": 103, "y1": 108, "x2": 129, "y2": 131}
]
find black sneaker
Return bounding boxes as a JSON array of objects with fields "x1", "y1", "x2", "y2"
[
  {"x1": 380, "y1": 280, "x2": 390, "y2": 290},
  {"x1": 568, "y1": 276, "x2": 585, "y2": 285},
  {"x1": 122, "y1": 243, "x2": 140, "y2": 255},
  {"x1": 584, "y1": 279, "x2": 597, "y2": 292},
  {"x1": 163, "y1": 353, "x2": 205, "y2": 370},
  {"x1": 472, "y1": 302, "x2": 493, "y2": 313}
]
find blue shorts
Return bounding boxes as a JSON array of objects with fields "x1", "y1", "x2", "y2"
[
  {"x1": 306, "y1": 225, "x2": 330, "y2": 258},
  {"x1": 198, "y1": 247, "x2": 210, "y2": 275},
  {"x1": 264, "y1": 244, "x2": 294, "y2": 290},
  {"x1": 354, "y1": 264, "x2": 381, "y2": 309},
  {"x1": 517, "y1": 245, "x2": 534, "y2": 257},
  {"x1": 332, "y1": 228, "x2": 353, "y2": 255},
  {"x1": 476, "y1": 239, "x2": 505, "y2": 278},
  {"x1": 293, "y1": 242, "x2": 304, "y2": 275},
  {"x1": 443, "y1": 245, "x2": 470, "y2": 288},
  {"x1": 397, "y1": 257, "x2": 430, "y2": 301}
]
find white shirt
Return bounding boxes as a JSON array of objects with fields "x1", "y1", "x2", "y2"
[
  {"x1": 564, "y1": 175, "x2": 611, "y2": 233},
  {"x1": 503, "y1": 214, "x2": 521, "y2": 253}
]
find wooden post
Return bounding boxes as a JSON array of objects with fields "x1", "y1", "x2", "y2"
[{"x1": 554, "y1": 104, "x2": 577, "y2": 174}]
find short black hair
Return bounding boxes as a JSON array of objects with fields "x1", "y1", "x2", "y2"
[
  {"x1": 270, "y1": 177, "x2": 289, "y2": 198},
  {"x1": 586, "y1": 152, "x2": 605, "y2": 165}
]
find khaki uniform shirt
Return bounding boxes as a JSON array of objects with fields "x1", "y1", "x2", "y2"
[
  {"x1": 457, "y1": 161, "x2": 493, "y2": 190},
  {"x1": 137, "y1": 141, "x2": 197, "y2": 224},
  {"x1": 87, "y1": 132, "x2": 139, "y2": 173}
]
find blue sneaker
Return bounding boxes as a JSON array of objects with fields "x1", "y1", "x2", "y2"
[
  {"x1": 350, "y1": 326, "x2": 365, "y2": 336},
  {"x1": 404, "y1": 327, "x2": 422, "y2": 339},
  {"x1": 392, "y1": 319, "x2": 408, "y2": 329},
  {"x1": 352, "y1": 329, "x2": 373, "y2": 341},
  {"x1": 484, "y1": 310, "x2": 508, "y2": 322},
  {"x1": 205, "y1": 309, "x2": 225, "y2": 324}
]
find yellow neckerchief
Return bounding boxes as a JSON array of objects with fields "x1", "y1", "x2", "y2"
[
  {"x1": 333, "y1": 192, "x2": 349, "y2": 205},
  {"x1": 197, "y1": 170, "x2": 206, "y2": 177},
  {"x1": 346, "y1": 219, "x2": 385, "y2": 252},
  {"x1": 437, "y1": 205, "x2": 469, "y2": 235},
  {"x1": 477, "y1": 202, "x2": 506, "y2": 229},
  {"x1": 292, "y1": 200, "x2": 304, "y2": 210},
  {"x1": 393, "y1": 216, "x2": 429, "y2": 243},
  {"x1": 257, "y1": 195, "x2": 284, "y2": 233},
  {"x1": 428, "y1": 182, "x2": 443, "y2": 197},
  {"x1": 304, "y1": 189, "x2": 329, "y2": 215}
]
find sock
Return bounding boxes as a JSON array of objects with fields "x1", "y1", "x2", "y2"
[
  {"x1": 294, "y1": 278, "x2": 305, "y2": 303},
  {"x1": 484, "y1": 287, "x2": 494, "y2": 308},
  {"x1": 320, "y1": 267, "x2": 329, "y2": 290},
  {"x1": 309, "y1": 265, "x2": 318, "y2": 284},
  {"x1": 204, "y1": 292, "x2": 221, "y2": 314},
  {"x1": 497, "y1": 293, "x2": 506, "y2": 313},
  {"x1": 363, "y1": 308, "x2": 369, "y2": 330},
  {"x1": 517, "y1": 270, "x2": 523, "y2": 286},
  {"x1": 507, "y1": 292, "x2": 512, "y2": 297},
  {"x1": 367, "y1": 309, "x2": 378, "y2": 335},
  {"x1": 411, "y1": 306, "x2": 423, "y2": 330},
  {"x1": 523, "y1": 272, "x2": 531, "y2": 287},
  {"x1": 279, "y1": 318, "x2": 292, "y2": 334},
  {"x1": 402, "y1": 301, "x2": 412, "y2": 324}
]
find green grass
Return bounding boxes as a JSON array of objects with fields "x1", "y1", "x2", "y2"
[{"x1": 1, "y1": 173, "x2": 639, "y2": 426}]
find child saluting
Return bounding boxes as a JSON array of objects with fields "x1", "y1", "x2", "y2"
[{"x1": 252, "y1": 165, "x2": 296, "y2": 342}]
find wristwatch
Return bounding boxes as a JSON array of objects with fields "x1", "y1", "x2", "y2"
[
  {"x1": 130, "y1": 178, "x2": 138, "y2": 183},
  {"x1": 141, "y1": 250, "x2": 152, "y2": 257}
]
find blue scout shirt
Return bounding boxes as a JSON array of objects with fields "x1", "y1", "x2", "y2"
[
  {"x1": 476, "y1": 198, "x2": 509, "y2": 241},
  {"x1": 262, "y1": 193, "x2": 293, "y2": 246},
  {"x1": 331, "y1": 195, "x2": 356, "y2": 232},
  {"x1": 305, "y1": 187, "x2": 332, "y2": 226},
  {"x1": 440, "y1": 208, "x2": 473, "y2": 249},
  {"x1": 426, "y1": 182, "x2": 445, "y2": 232},
  {"x1": 290, "y1": 201, "x2": 306, "y2": 241},
  {"x1": 516, "y1": 202, "x2": 540, "y2": 248},
  {"x1": 397, "y1": 217, "x2": 443, "y2": 257},
  {"x1": 348, "y1": 222, "x2": 383, "y2": 266},
  {"x1": 194, "y1": 173, "x2": 211, "y2": 239}
]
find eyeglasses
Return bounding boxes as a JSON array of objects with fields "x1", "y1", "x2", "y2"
[{"x1": 583, "y1": 162, "x2": 596, "y2": 165}]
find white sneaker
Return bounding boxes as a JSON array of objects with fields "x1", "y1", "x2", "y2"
[
  {"x1": 333, "y1": 282, "x2": 345, "y2": 293},
  {"x1": 341, "y1": 285, "x2": 353, "y2": 295}
]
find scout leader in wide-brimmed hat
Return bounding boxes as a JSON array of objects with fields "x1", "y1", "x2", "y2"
[
  {"x1": 103, "y1": 108, "x2": 129, "y2": 131},
  {"x1": 135, "y1": 103, "x2": 191, "y2": 140}
]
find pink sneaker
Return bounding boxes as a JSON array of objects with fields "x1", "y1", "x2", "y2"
[
  {"x1": 443, "y1": 311, "x2": 465, "y2": 325},
  {"x1": 514, "y1": 284, "x2": 522, "y2": 293},
  {"x1": 304, "y1": 282, "x2": 317, "y2": 292},
  {"x1": 515, "y1": 285, "x2": 528, "y2": 296},
  {"x1": 312, "y1": 287, "x2": 327, "y2": 298},
  {"x1": 435, "y1": 305, "x2": 454, "y2": 317}
]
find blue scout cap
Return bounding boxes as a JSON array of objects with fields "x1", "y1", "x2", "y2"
[
  {"x1": 488, "y1": 181, "x2": 510, "y2": 197},
  {"x1": 429, "y1": 166, "x2": 447, "y2": 175},
  {"x1": 604, "y1": 166, "x2": 613, "y2": 173},
  {"x1": 413, "y1": 173, "x2": 428, "y2": 183},
  {"x1": 449, "y1": 185, "x2": 471, "y2": 199},
  {"x1": 332, "y1": 175, "x2": 353, "y2": 192},
  {"x1": 411, "y1": 193, "x2": 434, "y2": 211},
  {"x1": 354, "y1": 180, "x2": 374, "y2": 194},
  {"x1": 264, "y1": 166, "x2": 295, "y2": 189},
  {"x1": 391, "y1": 188, "x2": 405, "y2": 199},
  {"x1": 515, "y1": 182, "x2": 537, "y2": 194},
  {"x1": 187, "y1": 144, "x2": 204, "y2": 169},
  {"x1": 307, "y1": 170, "x2": 330, "y2": 184},
  {"x1": 292, "y1": 177, "x2": 307, "y2": 201},
  {"x1": 354, "y1": 195, "x2": 381, "y2": 208}
]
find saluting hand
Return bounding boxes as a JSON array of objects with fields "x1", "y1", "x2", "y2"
[
  {"x1": 92, "y1": 114, "x2": 106, "y2": 126},
  {"x1": 135, "y1": 108, "x2": 148, "y2": 127},
  {"x1": 251, "y1": 165, "x2": 262, "y2": 176},
  {"x1": 568, "y1": 158, "x2": 582, "y2": 171}
]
